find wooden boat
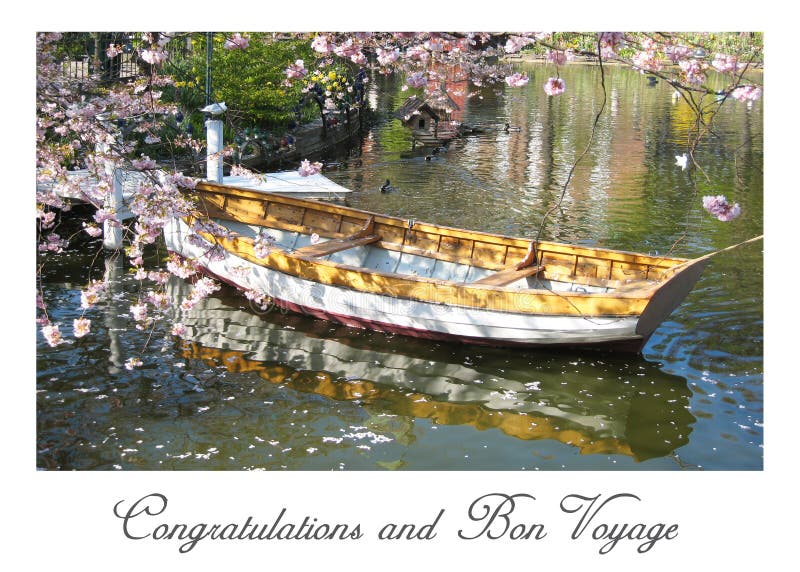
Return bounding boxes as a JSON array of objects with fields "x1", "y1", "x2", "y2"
[
  {"x1": 166, "y1": 278, "x2": 695, "y2": 461},
  {"x1": 163, "y1": 177, "x2": 713, "y2": 353}
]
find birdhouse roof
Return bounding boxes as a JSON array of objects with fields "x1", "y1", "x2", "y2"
[{"x1": 393, "y1": 96, "x2": 441, "y2": 121}]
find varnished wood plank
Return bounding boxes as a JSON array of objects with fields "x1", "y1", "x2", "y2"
[
  {"x1": 471, "y1": 265, "x2": 545, "y2": 287},
  {"x1": 193, "y1": 227, "x2": 653, "y2": 317},
  {"x1": 192, "y1": 183, "x2": 686, "y2": 269},
  {"x1": 292, "y1": 234, "x2": 380, "y2": 257}
]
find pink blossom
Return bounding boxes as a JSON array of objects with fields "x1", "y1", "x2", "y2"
[
  {"x1": 702, "y1": 195, "x2": 741, "y2": 221},
  {"x1": 254, "y1": 229, "x2": 275, "y2": 258},
  {"x1": 130, "y1": 303, "x2": 148, "y2": 322},
  {"x1": 140, "y1": 49, "x2": 168, "y2": 66},
  {"x1": 712, "y1": 53, "x2": 740, "y2": 73},
  {"x1": 39, "y1": 233, "x2": 69, "y2": 253},
  {"x1": 125, "y1": 357, "x2": 143, "y2": 370},
  {"x1": 285, "y1": 59, "x2": 307, "y2": 80},
  {"x1": 73, "y1": 317, "x2": 91, "y2": 338},
  {"x1": 311, "y1": 35, "x2": 332, "y2": 54},
  {"x1": 224, "y1": 33, "x2": 249, "y2": 50},
  {"x1": 350, "y1": 51, "x2": 367, "y2": 65},
  {"x1": 377, "y1": 47, "x2": 400, "y2": 66},
  {"x1": 167, "y1": 254, "x2": 198, "y2": 278},
  {"x1": 231, "y1": 164, "x2": 263, "y2": 183},
  {"x1": 181, "y1": 276, "x2": 221, "y2": 310},
  {"x1": 146, "y1": 290, "x2": 170, "y2": 310},
  {"x1": 106, "y1": 44, "x2": 122, "y2": 58},
  {"x1": 80, "y1": 280, "x2": 106, "y2": 309},
  {"x1": 598, "y1": 32, "x2": 624, "y2": 58},
  {"x1": 679, "y1": 59, "x2": 706, "y2": 85},
  {"x1": 132, "y1": 155, "x2": 157, "y2": 170},
  {"x1": 546, "y1": 50, "x2": 567, "y2": 66},
  {"x1": 406, "y1": 72, "x2": 428, "y2": 88},
  {"x1": 298, "y1": 159, "x2": 323, "y2": 177},
  {"x1": 333, "y1": 39, "x2": 361, "y2": 59},
  {"x1": 665, "y1": 44, "x2": 693, "y2": 63},
  {"x1": 504, "y1": 36, "x2": 533, "y2": 54},
  {"x1": 543, "y1": 77, "x2": 566, "y2": 96},
  {"x1": 244, "y1": 288, "x2": 271, "y2": 311},
  {"x1": 171, "y1": 323, "x2": 187, "y2": 337},
  {"x1": 41, "y1": 323, "x2": 64, "y2": 347},
  {"x1": 147, "y1": 271, "x2": 170, "y2": 284},
  {"x1": 310, "y1": 233, "x2": 320, "y2": 244},
  {"x1": 632, "y1": 50, "x2": 662, "y2": 72},
  {"x1": 244, "y1": 288, "x2": 271, "y2": 306},
  {"x1": 38, "y1": 209, "x2": 56, "y2": 229},
  {"x1": 93, "y1": 208, "x2": 118, "y2": 225},
  {"x1": 731, "y1": 85, "x2": 762, "y2": 102},
  {"x1": 405, "y1": 45, "x2": 430, "y2": 62},
  {"x1": 505, "y1": 73, "x2": 529, "y2": 87}
]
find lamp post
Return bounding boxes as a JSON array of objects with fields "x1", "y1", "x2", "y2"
[
  {"x1": 205, "y1": 31, "x2": 213, "y2": 108},
  {"x1": 202, "y1": 32, "x2": 225, "y2": 183}
]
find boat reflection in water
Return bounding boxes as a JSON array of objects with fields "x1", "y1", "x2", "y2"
[{"x1": 168, "y1": 278, "x2": 695, "y2": 464}]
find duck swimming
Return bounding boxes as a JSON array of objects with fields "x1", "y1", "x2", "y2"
[
  {"x1": 504, "y1": 123, "x2": 521, "y2": 132},
  {"x1": 380, "y1": 179, "x2": 394, "y2": 193}
]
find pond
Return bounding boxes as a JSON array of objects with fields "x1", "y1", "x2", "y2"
[{"x1": 36, "y1": 61, "x2": 763, "y2": 470}]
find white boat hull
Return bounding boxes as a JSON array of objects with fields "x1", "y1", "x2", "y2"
[{"x1": 165, "y1": 218, "x2": 644, "y2": 348}]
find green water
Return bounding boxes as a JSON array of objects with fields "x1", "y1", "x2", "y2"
[{"x1": 36, "y1": 62, "x2": 763, "y2": 470}]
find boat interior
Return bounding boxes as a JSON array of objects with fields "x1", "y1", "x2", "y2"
[{"x1": 190, "y1": 182, "x2": 685, "y2": 294}]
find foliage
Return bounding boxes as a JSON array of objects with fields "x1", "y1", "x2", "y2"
[{"x1": 185, "y1": 33, "x2": 316, "y2": 129}]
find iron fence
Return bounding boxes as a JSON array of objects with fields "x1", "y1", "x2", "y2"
[{"x1": 52, "y1": 32, "x2": 192, "y2": 82}]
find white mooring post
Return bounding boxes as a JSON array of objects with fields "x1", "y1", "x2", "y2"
[
  {"x1": 103, "y1": 168, "x2": 124, "y2": 250},
  {"x1": 206, "y1": 118, "x2": 224, "y2": 183}
]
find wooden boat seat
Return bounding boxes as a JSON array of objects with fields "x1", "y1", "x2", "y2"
[
  {"x1": 471, "y1": 265, "x2": 544, "y2": 287},
  {"x1": 292, "y1": 234, "x2": 381, "y2": 257}
]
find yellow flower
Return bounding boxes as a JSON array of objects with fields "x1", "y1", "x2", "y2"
[{"x1": 328, "y1": 71, "x2": 336, "y2": 80}]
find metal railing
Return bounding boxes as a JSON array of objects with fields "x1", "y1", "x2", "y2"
[{"x1": 53, "y1": 32, "x2": 191, "y2": 82}]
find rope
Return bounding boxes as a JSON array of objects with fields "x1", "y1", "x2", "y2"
[{"x1": 662, "y1": 234, "x2": 763, "y2": 275}]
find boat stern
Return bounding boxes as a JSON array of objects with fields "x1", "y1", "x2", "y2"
[{"x1": 634, "y1": 257, "x2": 710, "y2": 341}]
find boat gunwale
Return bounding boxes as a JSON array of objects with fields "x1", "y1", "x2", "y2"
[{"x1": 194, "y1": 181, "x2": 689, "y2": 269}]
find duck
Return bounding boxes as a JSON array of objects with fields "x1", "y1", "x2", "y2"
[
  {"x1": 380, "y1": 179, "x2": 394, "y2": 193},
  {"x1": 425, "y1": 155, "x2": 433, "y2": 161},
  {"x1": 646, "y1": 75, "x2": 658, "y2": 86},
  {"x1": 503, "y1": 123, "x2": 521, "y2": 132}
]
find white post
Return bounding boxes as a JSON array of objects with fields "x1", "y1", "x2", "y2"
[
  {"x1": 103, "y1": 168, "x2": 124, "y2": 250},
  {"x1": 206, "y1": 118, "x2": 224, "y2": 183}
]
